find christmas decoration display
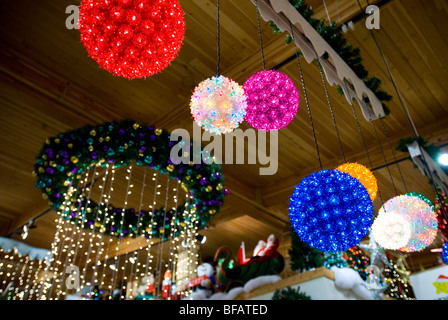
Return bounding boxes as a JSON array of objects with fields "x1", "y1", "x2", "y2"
[
  {"x1": 33, "y1": 119, "x2": 227, "y2": 239},
  {"x1": 435, "y1": 192, "x2": 448, "y2": 240},
  {"x1": 32, "y1": 119, "x2": 226, "y2": 300},
  {"x1": 187, "y1": 261, "x2": 216, "y2": 298},
  {"x1": 365, "y1": 265, "x2": 388, "y2": 300},
  {"x1": 190, "y1": 75, "x2": 247, "y2": 135},
  {"x1": 79, "y1": 0, "x2": 185, "y2": 79},
  {"x1": 214, "y1": 234, "x2": 284, "y2": 291},
  {"x1": 378, "y1": 194, "x2": 438, "y2": 252},
  {"x1": 271, "y1": 286, "x2": 311, "y2": 300},
  {"x1": 371, "y1": 212, "x2": 411, "y2": 250},
  {"x1": 288, "y1": 228, "x2": 323, "y2": 273},
  {"x1": 162, "y1": 270, "x2": 172, "y2": 300},
  {"x1": 289, "y1": 169, "x2": 374, "y2": 252},
  {"x1": 0, "y1": 242, "x2": 50, "y2": 300},
  {"x1": 358, "y1": 238, "x2": 391, "y2": 271},
  {"x1": 443, "y1": 242, "x2": 448, "y2": 265},
  {"x1": 242, "y1": 70, "x2": 299, "y2": 131},
  {"x1": 345, "y1": 246, "x2": 370, "y2": 280},
  {"x1": 134, "y1": 274, "x2": 155, "y2": 299},
  {"x1": 383, "y1": 255, "x2": 416, "y2": 300},
  {"x1": 323, "y1": 251, "x2": 348, "y2": 269},
  {"x1": 335, "y1": 163, "x2": 378, "y2": 201},
  {"x1": 331, "y1": 267, "x2": 372, "y2": 300}
]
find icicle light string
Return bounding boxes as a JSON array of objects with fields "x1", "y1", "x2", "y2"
[
  {"x1": 40, "y1": 171, "x2": 86, "y2": 299},
  {"x1": 96, "y1": 166, "x2": 118, "y2": 292},
  {"x1": 127, "y1": 167, "x2": 148, "y2": 299},
  {"x1": 58, "y1": 165, "x2": 99, "y2": 299},
  {"x1": 317, "y1": 60, "x2": 346, "y2": 163},
  {"x1": 155, "y1": 175, "x2": 170, "y2": 299},
  {"x1": 49, "y1": 169, "x2": 92, "y2": 299},
  {"x1": 119, "y1": 169, "x2": 140, "y2": 299},
  {"x1": 143, "y1": 171, "x2": 159, "y2": 300},
  {"x1": 167, "y1": 181, "x2": 180, "y2": 296},
  {"x1": 80, "y1": 164, "x2": 111, "y2": 291},
  {"x1": 289, "y1": 22, "x2": 323, "y2": 170},
  {"x1": 255, "y1": 0, "x2": 266, "y2": 70},
  {"x1": 89, "y1": 165, "x2": 116, "y2": 289},
  {"x1": 110, "y1": 165, "x2": 134, "y2": 300}
]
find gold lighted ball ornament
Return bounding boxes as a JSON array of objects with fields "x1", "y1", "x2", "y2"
[{"x1": 335, "y1": 162, "x2": 378, "y2": 201}]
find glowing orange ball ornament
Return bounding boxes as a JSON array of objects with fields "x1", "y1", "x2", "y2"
[{"x1": 336, "y1": 163, "x2": 378, "y2": 201}]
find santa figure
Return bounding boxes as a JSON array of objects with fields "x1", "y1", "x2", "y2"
[
  {"x1": 162, "y1": 269, "x2": 172, "y2": 300},
  {"x1": 238, "y1": 234, "x2": 280, "y2": 266}
]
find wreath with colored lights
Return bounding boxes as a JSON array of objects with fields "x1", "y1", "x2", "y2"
[{"x1": 33, "y1": 119, "x2": 227, "y2": 240}]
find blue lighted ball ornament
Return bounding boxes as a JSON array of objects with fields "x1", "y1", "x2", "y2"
[
  {"x1": 443, "y1": 242, "x2": 448, "y2": 264},
  {"x1": 289, "y1": 169, "x2": 374, "y2": 252}
]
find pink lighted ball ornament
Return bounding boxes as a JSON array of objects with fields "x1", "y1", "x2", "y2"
[{"x1": 243, "y1": 70, "x2": 300, "y2": 131}]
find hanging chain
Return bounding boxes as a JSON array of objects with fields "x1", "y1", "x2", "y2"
[
  {"x1": 317, "y1": 60, "x2": 346, "y2": 163},
  {"x1": 255, "y1": 0, "x2": 266, "y2": 70},
  {"x1": 290, "y1": 22, "x2": 323, "y2": 170}
]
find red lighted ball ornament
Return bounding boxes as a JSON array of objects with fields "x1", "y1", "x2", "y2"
[{"x1": 79, "y1": 0, "x2": 185, "y2": 79}]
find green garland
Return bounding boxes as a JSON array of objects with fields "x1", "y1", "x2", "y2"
[
  {"x1": 33, "y1": 119, "x2": 227, "y2": 240},
  {"x1": 269, "y1": 0, "x2": 392, "y2": 115},
  {"x1": 396, "y1": 136, "x2": 448, "y2": 175}
]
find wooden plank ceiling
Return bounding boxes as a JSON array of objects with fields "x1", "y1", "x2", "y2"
[{"x1": 0, "y1": 0, "x2": 447, "y2": 273}]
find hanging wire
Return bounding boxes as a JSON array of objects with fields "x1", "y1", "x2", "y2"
[
  {"x1": 379, "y1": 117, "x2": 408, "y2": 193},
  {"x1": 289, "y1": 22, "x2": 323, "y2": 170},
  {"x1": 369, "y1": 117, "x2": 399, "y2": 196},
  {"x1": 356, "y1": 0, "x2": 448, "y2": 222},
  {"x1": 316, "y1": 60, "x2": 346, "y2": 163},
  {"x1": 322, "y1": 0, "x2": 332, "y2": 24},
  {"x1": 343, "y1": 81, "x2": 384, "y2": 205},
  {"x1": 216, "y1": 0, "x2": 221, "y2": 76},
  {"x1": 255, "y1": 0, "x2": 266, "y2": 70}
]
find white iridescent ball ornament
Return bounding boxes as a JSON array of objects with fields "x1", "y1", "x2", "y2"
[
  {"x1": 371, "y1": 212, "x2": 411, "y2": 250},
  {"x1": 190, "y1": 75, "x2": 247, "y2": 135},
  {"x1": 378, "y1": 194, "x2": 438, "y2": 252}
]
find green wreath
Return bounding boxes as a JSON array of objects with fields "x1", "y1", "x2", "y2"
[{"x1": 33, "y1": 119, "x2": 227, "y2": 240}]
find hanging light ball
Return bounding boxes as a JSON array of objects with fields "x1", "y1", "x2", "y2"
[
  {"x1": 242, "y1": 70, "x2": 299, "y2": 131},
  {"x1": 443, "y1": 242, "x2": 448, "y2": 264},
  {"x1": 336, "y1": 163, "x2": 378, "y2": 201},
  {"x1": 405, "y1": 192, "x2": 435, "y2": 210},
  {"x1": 79, "y1": 0, "x2": 186, "y2": 79},
  {"x1": 289, "y1": 169, "x2": 374, "y2": 252},
  {"x1": 190, "y1": 75, "x2": 247, "y2": 135},
  {"x1": 371, "y1": 212, "x2": 411, "y2": 250},
  {"x1": 379, "y1": 194, "x2": 438, "y2": 252},
  {"x1": 434, "y1": 193, "x2": 448, "y2": 239}
]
